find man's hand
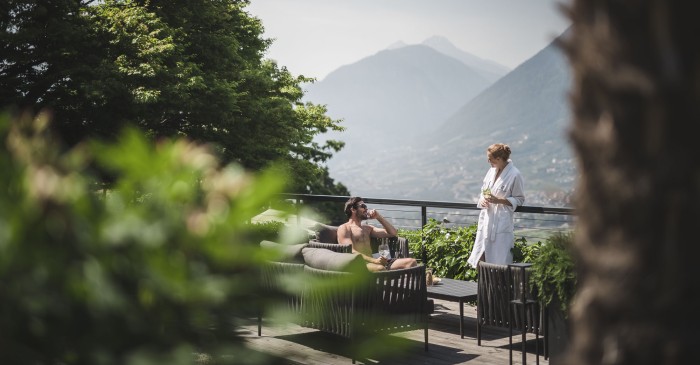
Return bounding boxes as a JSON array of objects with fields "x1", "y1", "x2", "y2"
[
  {"x1": 370, "y1": 209, "x2": 397, "y2": 237},
  {"x1": 367, "y1": 209, "x2": 378, "y2": 219}
]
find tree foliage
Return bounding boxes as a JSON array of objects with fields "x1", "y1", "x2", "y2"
[
  {"x1": 0, "y1": 112, "x2": 304, "y2": 364},
  {"x1": 0, "y1": 0, "x2": 348, "y2": 199}
]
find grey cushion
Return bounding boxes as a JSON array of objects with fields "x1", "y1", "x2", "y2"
[
  {"x1": 260, "y1": 240, "x2": 307, "y2": 263},
  {"x1": 314, "y1": 223, "x2": 339, "y2": 244},
  {"x1": 302, "y1": 247, "x2": 366, "y2": 272}
]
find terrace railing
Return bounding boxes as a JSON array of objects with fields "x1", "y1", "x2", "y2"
[{"x1": 279, "y1": 193, "x2": 575, "y2": 243}]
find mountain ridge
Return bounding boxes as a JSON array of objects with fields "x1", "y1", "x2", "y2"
[
  {"x1": 308, "y1": 32, "x2": 576, "y2": 207},
  {"x1": 305, "y1": 43, "x2": 495, "y2": 153},
  {"x1": 421, "y1": 35, "x2": 510, "y2": 82}
]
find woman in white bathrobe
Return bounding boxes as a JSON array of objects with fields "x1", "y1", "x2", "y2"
[{"x1": 467, "y1": 143, "x2": 525, "y2": 267}]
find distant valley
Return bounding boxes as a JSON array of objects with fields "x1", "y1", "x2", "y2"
[{"x1": 304, "y1": 32, "x2": 577, "y2": 208}]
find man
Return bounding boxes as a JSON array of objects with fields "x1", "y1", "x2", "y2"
[{"x1": 337, "y1": 197, "x2": 418, "y2": 272}]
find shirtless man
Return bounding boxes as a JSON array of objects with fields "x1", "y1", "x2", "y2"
[{"x1": 337, "y1": 197, "x2": 418, "y2": 272}]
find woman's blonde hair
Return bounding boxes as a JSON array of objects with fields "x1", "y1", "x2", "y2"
[{"x1": 487, "y1": 143, "x2": 512, "y2": 160}]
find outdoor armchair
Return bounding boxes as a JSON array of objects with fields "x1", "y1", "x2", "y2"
[
  {"x1": 258, "y1": 241, "x2": 429, "y2": 363},
  {"x1": 476, "y1": 262, "x2": 547, "y2": 357}
]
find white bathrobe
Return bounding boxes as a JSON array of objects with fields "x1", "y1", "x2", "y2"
[{"x1": 467, "y1": 160, "x2": 525, "y2": 268}]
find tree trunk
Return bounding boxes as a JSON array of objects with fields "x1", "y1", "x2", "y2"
[{"x1": 563, "y1": 1, "x2": 700, "y2": 364}]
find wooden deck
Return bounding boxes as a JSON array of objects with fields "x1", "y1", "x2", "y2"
[{"x1": 242, "y1": 298, "x2": 548, "y2": 365}]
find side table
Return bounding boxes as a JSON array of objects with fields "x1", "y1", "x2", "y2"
[{"x1": 426, "y1": 278, "x2": 478, "y2": 338}]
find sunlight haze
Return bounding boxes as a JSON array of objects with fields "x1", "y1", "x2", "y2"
[{"x1": 246, "y1": 0, "x2": 571, "y2": 80}]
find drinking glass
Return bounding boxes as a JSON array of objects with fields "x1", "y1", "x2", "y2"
[{"x1": 378, "y1": 241, "x2": 390, "y2": 260}]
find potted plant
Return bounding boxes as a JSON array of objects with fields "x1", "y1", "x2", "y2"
[{"x1": 529, "y1": 231, "x2": 577, "y2": 363}]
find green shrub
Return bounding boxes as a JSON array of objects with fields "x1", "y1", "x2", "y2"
[
  {"x1": 0, "y1": 113, "x2": 297, "y2": 364},
  {"x1": 401, "y1": 220, "x2": 541, "y2": 282},
  {"x1": 249, "y1": 220, "x2": 286, "y2": 242},
  {"x1": 401, "y1": 219, "x2": 478, "y2": 281},
  {"x1": 513, "y1": 236, "x2": 542, "y2": 263},
  {"x1": 529, "y1": 231, "x2": 577, "y2": 314}
]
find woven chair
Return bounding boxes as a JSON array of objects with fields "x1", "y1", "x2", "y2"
[
  {"x1": 307, "y1": 240, "x2": 352, "y2": 253},
  {"x1": 476, "y1": 262, "x2": 547, "y2": 357},
  {"x1": 312, "y1": 223, "x2": 340, "y2": 243},
  {"x1": 258, "y1": 261, "x2": 305, "y2": 336},
  {"x1": 303, "y1": 264, "x2": 429, "y2": 363}
]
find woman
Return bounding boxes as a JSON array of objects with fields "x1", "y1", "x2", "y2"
[{"x1": 467, "y1": 143, "x2": 525, "y2": 267}]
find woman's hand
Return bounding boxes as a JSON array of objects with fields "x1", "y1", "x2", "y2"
[
  {"x1": 484, "y1": 195, "x2": 502, "y2": 205},
  {"x1": 484, "y1": 195, "x2": 511, "y2": 207}
]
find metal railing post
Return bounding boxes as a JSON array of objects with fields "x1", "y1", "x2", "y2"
[{"x1": 421, "y1": 205, "x2": 427, "y2": 266}]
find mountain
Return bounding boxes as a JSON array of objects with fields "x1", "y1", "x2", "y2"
[
  {"x1": 324, "y1": 30, "x2": 576, "y2": 207},
  {"x1": 305, "y1": 44, "x2": 494, "y2": 157},
  {"x1": 421, "y1": 36, "x2": 510, "y2": 83},
  {"x1": 386, "y1": 40, "x2": 408, "y2": 50}
]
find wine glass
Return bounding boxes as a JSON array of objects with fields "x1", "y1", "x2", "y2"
[{"x1": 378, "y1": 241, "x2": 390, "y2": 260}]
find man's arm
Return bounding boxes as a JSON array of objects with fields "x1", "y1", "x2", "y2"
[
  {"x1": 352, "y1": 248, "x2": 383, "y2": 265},
  {"x1": 369, "y1": 211, "x2": 397, "y2": 238}
]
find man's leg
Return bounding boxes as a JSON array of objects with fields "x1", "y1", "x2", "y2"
[
  {"x1": 366, "y1": 262, "x2": 385, "y2": 272},
  {"x1": 389, "y1": 257, "x2": 417, "y2": 270}
]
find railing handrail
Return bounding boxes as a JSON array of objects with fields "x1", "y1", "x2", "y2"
[
  {"x1": 279, "y1": 193, "x2": 575, "y2": 265},
  {"x1": 279, "y1": 193, "x2": 575, "y2": 216}
]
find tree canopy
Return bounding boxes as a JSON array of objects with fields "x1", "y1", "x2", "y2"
[{"x1": 0, "y1": 0, "x2": 349, "y2": 206}]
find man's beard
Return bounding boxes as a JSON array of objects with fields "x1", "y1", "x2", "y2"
[{"x1": 358, "y1": 211, "x2": 369, "y2": 220}]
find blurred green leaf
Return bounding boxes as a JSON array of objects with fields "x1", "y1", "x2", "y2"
[{"x1": 0, "y1": 112, "x2": 298, "y2": 364}]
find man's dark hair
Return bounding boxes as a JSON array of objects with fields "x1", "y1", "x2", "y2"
[{"x1": 344, "y1": 196, "x2": 363, "y2": 218}]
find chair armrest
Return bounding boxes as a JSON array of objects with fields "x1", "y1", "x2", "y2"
[{"x1": 307, "y1": 240, "x2": 352, "y2": 253}]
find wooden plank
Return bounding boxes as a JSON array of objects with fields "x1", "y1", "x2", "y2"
[{"x1": 245, "y1": 299, "x2": 549, "y2": 365}]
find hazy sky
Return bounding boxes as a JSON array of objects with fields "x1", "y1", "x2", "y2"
[{"x1": 246, "y1": 0, "x2": 572, "y2": 80}]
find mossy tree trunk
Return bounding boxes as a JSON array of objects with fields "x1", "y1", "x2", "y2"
[{"x1": 563, "y1": 1, "x2": 700, "y2": 364}]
